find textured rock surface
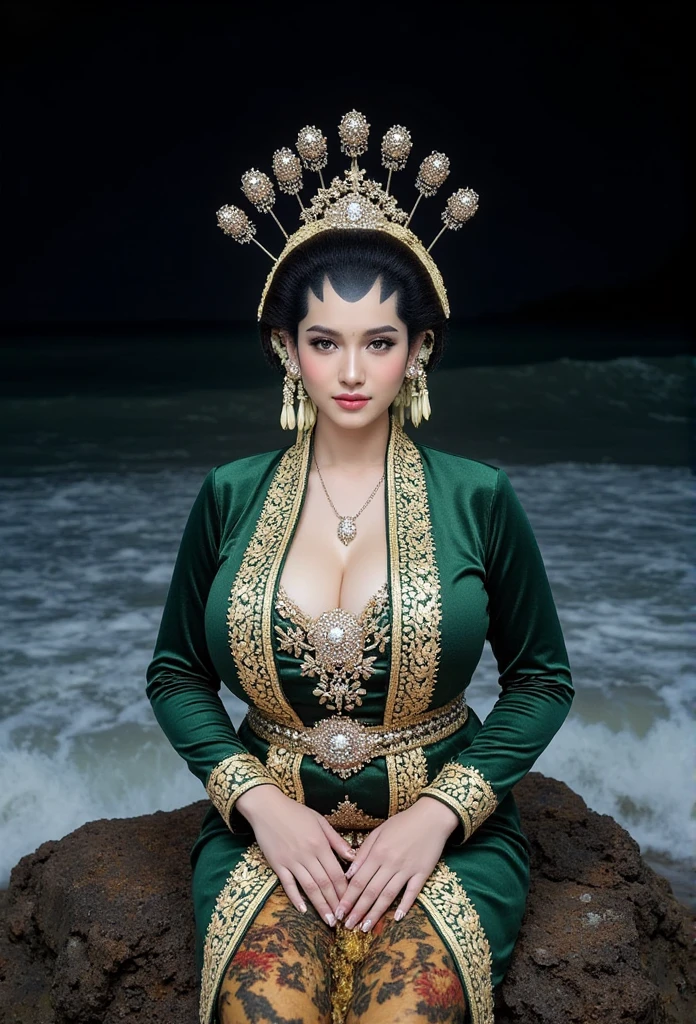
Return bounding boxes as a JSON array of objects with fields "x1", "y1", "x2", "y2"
[
  {"x1": 494, "y1": 774, "x2": 694, "y2": 1023},
  {"x1": 0, "y1": 773, "x2": 693, "y2": 1023}
]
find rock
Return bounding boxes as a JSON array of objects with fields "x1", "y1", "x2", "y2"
[
  {"x1": 494, "y1": 774, "x2": 695, "y2": 1024},
  {"x1": 0, "y1": 802, "x2": 203, "y2": 1023},
  {"x1": 0, "y1": 773, "x2": 693, "y2": 1023}
]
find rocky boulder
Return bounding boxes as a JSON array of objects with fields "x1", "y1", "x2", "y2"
[{"x1": 0, "y1": 773, "x2": 693, "y2": 1023}]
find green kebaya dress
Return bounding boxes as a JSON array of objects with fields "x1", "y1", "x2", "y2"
[{"x1": 145, "y1": 414, "x2": 574, "y2": 1024}]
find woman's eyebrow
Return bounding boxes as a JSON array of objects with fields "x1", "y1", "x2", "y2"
[
  {"x1": 305, "y1": 325, "x2": 340, "y2": 336},
  {"x1": 304, "y1": 324, "x2": 400, "y2": 336}
]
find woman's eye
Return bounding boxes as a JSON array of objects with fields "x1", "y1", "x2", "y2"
[
  {"x1": 310, "y1": 338, "x2": 335, "y2": 351},
  {"x1": 370, "y1": 338, "x2": 396, "y2": 351}
]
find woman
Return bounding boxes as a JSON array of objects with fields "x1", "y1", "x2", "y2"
[{"x1": 146, "y1": 115, "x2": 574, "y2": 1024}]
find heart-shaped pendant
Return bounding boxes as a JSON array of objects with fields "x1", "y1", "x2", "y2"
[{"x1": 337, "y1": 517, "x2": 357, "y2": 545}]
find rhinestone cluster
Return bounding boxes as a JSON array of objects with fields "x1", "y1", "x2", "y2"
[
  {"x1": 272, "y1": 148, "x2": 303, "y2": 195},
  {"x1": 296, "y1": 125, "x2": 328, "y2": 171},
  {"x1": 416, "y1": 152, "x2": 451, "y2": 197},
  {"x1": 381, "y1": 125, "x2": 412, "y2": 171},
  {"x1": 307, "y1": 608, "x2": 364, "y2": 669},
  {"x1": 241, "y1": 169, "x2": 275, "y2": 212},
  {"x1": 336, "y1": 517, "x2": 358, "y2": 544},
  {"x1": 339, "y1": 109, "x2": 370, "y2": 157},
  {"x1": 216, "y1": 204, "x2": 256, "y2": 243},
  {"x1": 442, "y1": 187, "x2": 480, "y2": 229}
]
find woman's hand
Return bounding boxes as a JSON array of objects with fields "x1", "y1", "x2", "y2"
[
  {"x1": 235, "y1": 784, "x2": 356, "y2": 926},
  {"x1": 335, "y1": 796, "x2": 459, "y2": 932}
]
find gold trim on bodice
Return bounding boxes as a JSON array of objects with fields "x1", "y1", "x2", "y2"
[
  {"x1": 225, "y1": 433, "x2": 313, "y2": 728},
  {"x1": 384, "y1": 417, "x2": 443, "y2": 725}
]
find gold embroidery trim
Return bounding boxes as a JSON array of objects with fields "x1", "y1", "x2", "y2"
[
  {"x1": 226, "y1": 432, "x2": 313, "y2": 728},
  {"x1": 417, "y1": 862, "x2": 494, "y2": 1024},
  {"x1": 384, "y1": 418, "x2": 443, "y2": 726},
  {"x1": 206, "y1": 752, "x2": 281, "y2": 828},
  {"x1": 419, "y1": 763, "x2": 498, "y2": 842},
  {"x1": 199, "y1": 843, "x2": 278, "y2": 1024},
  {"x1": 325, "y1": 795, "x2": 385, "y2": 830},
  {"x1": 265, "y1": 745, "x2": 305, "y2": 804},
  {"x1": 274, "y1": 582, "x2": 390, "y2": 714},
  {"x1": 386, "y1": 747, "x2": 429, "y2": 817}
]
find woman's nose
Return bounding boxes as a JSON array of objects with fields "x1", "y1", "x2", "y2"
[{"x1": 339, "y1": 347, "x2": 365, "y2": 386}]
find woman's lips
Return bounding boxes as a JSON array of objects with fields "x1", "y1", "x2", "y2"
[{"x1": 333, "y1": 397, "x2": 370, "y2": 411}]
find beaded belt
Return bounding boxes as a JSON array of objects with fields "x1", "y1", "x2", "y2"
[{"x1": 246, "y1": 693, "x2": 468, "y2": 779}]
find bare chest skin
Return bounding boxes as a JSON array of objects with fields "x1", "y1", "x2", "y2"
[{"x1": 278, "y1": 469, "x2": 388, "y2": 619}]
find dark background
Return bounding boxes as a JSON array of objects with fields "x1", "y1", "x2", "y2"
[{"x1": 0, "y1": 2, "x2": 689, "y2": 378}]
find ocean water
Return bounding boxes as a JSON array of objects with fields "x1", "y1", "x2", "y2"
[{"x1": 0, "y1": 346, "x2": 693, "y2": 906}]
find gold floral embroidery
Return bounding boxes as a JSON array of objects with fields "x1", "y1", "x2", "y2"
[
  {"x1": 417, "y1": 861, "x2": 494, "y2": 1024},
  {"x1": 199, "y1": 843, "x2": 278, "y2": 1024},
  {"x1": 206, "y1": 752, "x2": 280, "y2": 827},
  {"x1": 419, "y1": 763, "x2": 498, "y2": 841},
  {"x1": 384, "y1": 418, "x2": 443, "y2": 726},
  {"x1": 226, "y1": 433, "x2": 313, "y2": 729},
  {"x1": 324, "y1": 795, "x2": 385, "y2": 830},
  {"x1": 274, "y1": 583, "x2": 390, "y2": 714},
  {"x1": 265, "y1": 745, "x2": 305, "y2": 804},
  {"x1": 386, "y1": 747, "x2": 429, "y2": 816}
]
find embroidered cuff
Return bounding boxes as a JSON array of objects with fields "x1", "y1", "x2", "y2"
[
  {"x1": 206, "y1": 752, "x2": 281, "y2": 833},
  {"x1": 418, "y1": 763, "x2": 498, "y2": 845}
]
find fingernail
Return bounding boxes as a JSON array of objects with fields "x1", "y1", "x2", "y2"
[
  {"x1": 325, "y1": 913, "x2": 336, "y2": 927},
  {"x1": 345, "y1": 848, "x2": 356, "y2": 857},
  {"x1": 299, "y1": 901, "x2": 307, "y2": 914},
  {"x1": 394, "y1": 908, "x2": 404, "y2": 921},
  {"x1": 346, "y1": 865, "x2": 355, "y2": 879},
  {"x1": 336, "y1": 907, "x2": 345, "y2": 921},
  {"x1": 345, "y1": 916, "x2": 355, "y2": 929},
  {"x1": 361, "y1": 919, "x2": 372, "y2": 932}
]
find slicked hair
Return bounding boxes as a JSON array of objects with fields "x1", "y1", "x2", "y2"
[{"x1": 259, "y1": 229, "x2": 448, "y2": 371}]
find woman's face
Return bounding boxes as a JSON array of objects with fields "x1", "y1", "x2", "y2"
[{"x1": 281, "y1": 276, "x2": 425, "y2": 430}]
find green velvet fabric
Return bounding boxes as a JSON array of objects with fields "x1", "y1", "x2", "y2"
[{"x1": 145, "y1": 417, "x2": 574, "y2": 1023}]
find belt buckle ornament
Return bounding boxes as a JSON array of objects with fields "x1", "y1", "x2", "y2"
[{"x1": 309, "y1": 716, "x2": 372, "y2": 778}]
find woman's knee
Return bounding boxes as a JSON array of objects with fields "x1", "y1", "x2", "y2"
[{"x1": 217, "y1": 885, "x2": 333, "y2": 1024}]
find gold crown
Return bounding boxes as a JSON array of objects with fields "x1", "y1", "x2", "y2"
[{"x1": 216, "y1": 110, "x2": 479, "y2": 320}]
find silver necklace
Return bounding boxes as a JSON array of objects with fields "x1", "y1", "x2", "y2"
[{"x1": 313, "y1": 453, "x2": 385, "y2": 546}]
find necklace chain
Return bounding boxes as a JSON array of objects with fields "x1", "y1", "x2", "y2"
[{"x1": 313, "y1": 452, "x2": 385, "y2": 546}]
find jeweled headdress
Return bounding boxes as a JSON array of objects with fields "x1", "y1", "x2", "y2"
[{"x1": 216, "y1": 110, "x2": 479, "y2": 321}]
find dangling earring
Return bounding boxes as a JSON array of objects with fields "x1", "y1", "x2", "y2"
[
  {"x1": 281, "y1": 359, "x2": 301, "y2": 430},
  {"x1": 272, "y1": 330, "x2": 317, "y2": 434},
  {"x1": 392, "y1": 334, "x2": 434, "y2": 429}
]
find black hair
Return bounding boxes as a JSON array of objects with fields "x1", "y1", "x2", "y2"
[{"x1": 259, "y1": 229, "x2": 448, "y2": 371}]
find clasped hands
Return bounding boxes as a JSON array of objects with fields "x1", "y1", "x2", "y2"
[{"x1": 236, "y1": 785, "x2": 459, "y2": 932}]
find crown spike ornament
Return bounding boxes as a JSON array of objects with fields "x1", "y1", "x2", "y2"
[
  {"x1": 216, "y1": 109, "x2": 480, "y2": 332},
  {"x1": 296, "y1": 125, "x2": 328, "y2": 188},
  {"x1": 381, "y1": 125, "x2": 412, "y2": 196},
  {"x1": 216, "y1": 204, "x2": 277, "y2": 260},
  {"x1": 241, "y1": 169, "x2": 288, "y2": 239}
]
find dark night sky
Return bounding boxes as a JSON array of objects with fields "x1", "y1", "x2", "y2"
[{"x1": 0, "y1": 2, "x2": 687, "y2": 326}]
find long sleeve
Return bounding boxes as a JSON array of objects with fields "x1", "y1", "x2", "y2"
[
  {"x1": 418, "y1": 467, "x2": 574, "y2": 843},
  {"x1": 145, "y1": 467, "x2": 280, "y2": 832}
]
